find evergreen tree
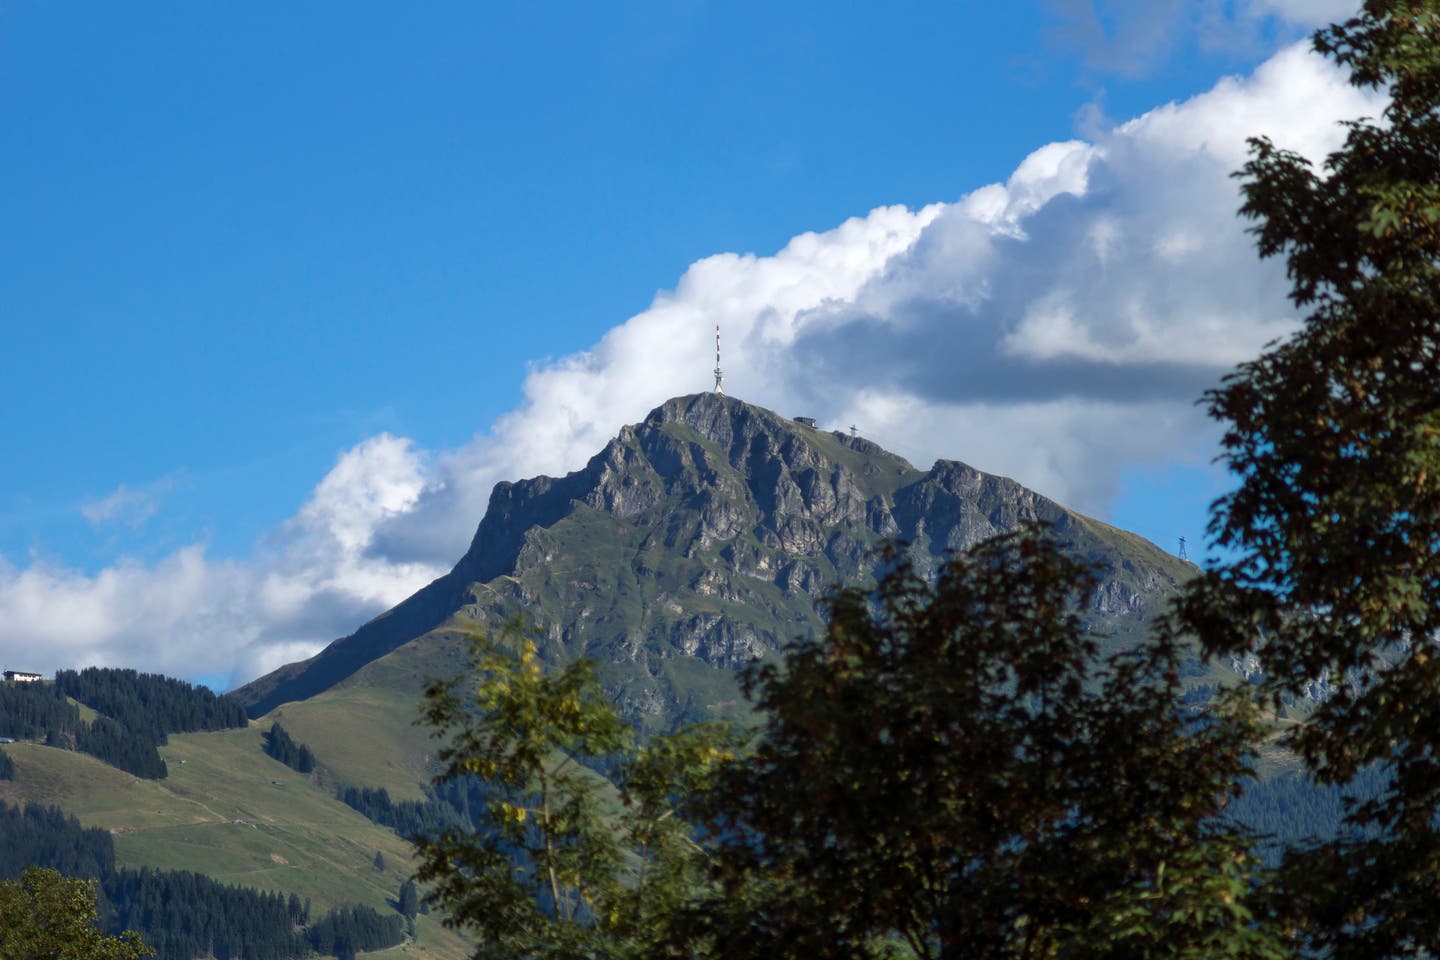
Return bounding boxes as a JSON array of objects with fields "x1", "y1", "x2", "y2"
[
  {"x1": 52, "y1": 668, "x2": 246, "y2": 746},
  {"x1": 74, "y1": 717, "x2": 166, "y2": 780},
  {"x1": 287, "y1": 893, "x2": 304, "y2": 926},
  {"x1": 260, "y1": 722, "x2": 317, "y2": 775},
  {"x1": 397, "y1": 880, "x2": 419, "y2": 921},
  {"x1": 337, "y1": 785, "x2": 466, "y2": 840},
  {"x1": 0, "y1": 683, "x2": 80, "y2": 742},
  {"x1": 305, "y1": 905, "x2": 404, "y2": 958},
  {"x1": 0, "y1": 803, "x2": 115, "y2": 882}
]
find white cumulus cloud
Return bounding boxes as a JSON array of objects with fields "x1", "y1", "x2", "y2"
[
  {"x1": 0, "y1": 439, "x2": 445, "y2": 688},
  {"x1": 0, "y1": 41, "x2": 1387, "y2": 690}
]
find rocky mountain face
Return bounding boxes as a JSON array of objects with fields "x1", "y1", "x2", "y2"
[{"x1": 235, "y1": 394, "x2": 1194, "y2": 729}]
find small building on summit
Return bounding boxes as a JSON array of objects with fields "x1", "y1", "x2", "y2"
[
  {"x1": 793, "y1": 416, "x2": 817, "y2": 428},
  {"x1": 3, "y1": 670, "x2": 42, "y2": 683}
]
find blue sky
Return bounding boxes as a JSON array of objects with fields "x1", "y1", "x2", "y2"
[{"x1": 0, "y1": 1, "x2": 1370, "y2": 687}]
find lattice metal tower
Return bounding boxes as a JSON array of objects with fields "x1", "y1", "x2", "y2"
[
  {"x1": 713, "y1": 325, "x2": 724, "y2": 395},
  {"x1": 1178, "y1": 536, "x2": 1189, "y2": 561}
]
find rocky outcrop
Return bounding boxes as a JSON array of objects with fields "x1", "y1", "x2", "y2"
[{"x1": 235, "y1": 393, "x2": 1195, "y2": 728}]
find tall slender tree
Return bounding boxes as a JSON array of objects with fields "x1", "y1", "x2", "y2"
[
  {"x1": 397, "y1": 880, "x2": 420, "y2": 922},
  {"x1": 413, "y1": 624, "x2": 737, "y2": 960}
]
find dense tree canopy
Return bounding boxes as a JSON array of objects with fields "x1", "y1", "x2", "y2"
[
  {"x1": 416, "y1": 5, "x2": 1440, "y2": 959},
  {"x1": 337, "y1": 784, "x2": 467, "y2": 840},
  {"x1": 1177, "y1": 1, "x2": 1440, "y2": 955},
  {"x1": 687, "y1": 533, "x2": 1280, "y2": 960},
  {"x1": 52, "y1": 668, "x2": 247, "y2": 744},
  {"x1": 0, "y1": 868, "x2": 150, "y2": 960},
  {"x1": 261, "y1": 721, "x2": 316, "y2": 774},
  {"x1": 0, "y1": 681, "x2": 164, "y2": 780}
]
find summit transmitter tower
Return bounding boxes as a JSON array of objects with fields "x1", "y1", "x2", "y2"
[{"x1": 713, "y1": 325, "x2": 724, "y2": 395}]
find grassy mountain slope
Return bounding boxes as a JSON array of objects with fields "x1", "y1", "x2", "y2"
[
  {"x1": 0, "y1": 730, "x2": 469, "y2": 960},
  {"x1": 260, "y1": 683, "x2": 449, "y2": 804}
]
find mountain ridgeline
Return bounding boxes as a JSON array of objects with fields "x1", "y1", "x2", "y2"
[{"x1": 235, "y1": 394, "x2": 1194, "y2": 730}]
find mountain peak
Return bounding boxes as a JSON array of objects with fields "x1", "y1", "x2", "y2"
[
  {"x1": 643, "y1": 392, "x2": 918, "y2": 470},
  {"x1": 234, "y1": 395, "x2": 1191, "y2": 726}
]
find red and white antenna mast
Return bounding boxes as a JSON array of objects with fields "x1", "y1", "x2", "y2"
[{"x1": 713, "y1": 324, "x2": 724, "y2": 395}]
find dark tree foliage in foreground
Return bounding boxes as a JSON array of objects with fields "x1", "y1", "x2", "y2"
[
  {"x1": 0, "y1": 867, "x2": 151, "y2": 960},
  {"x1": 261, "y1": 721, "x2": 316, "y2": 774},
  {"x1": 53, "y1": 668, "x2": 247, "y2": 746},
  {"x1": 1173, "y1": 1, "x2": 1440, "y2": 955},
  {"x1": 685, "y1": 532, "x2": 1282, "y2": 960},
  {"x1": 411, "y1": 6, "x2": 1440, "y2": 958},
  {"x1": 416, "y1": 539, "x2": 1282, "y2": 960}
]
